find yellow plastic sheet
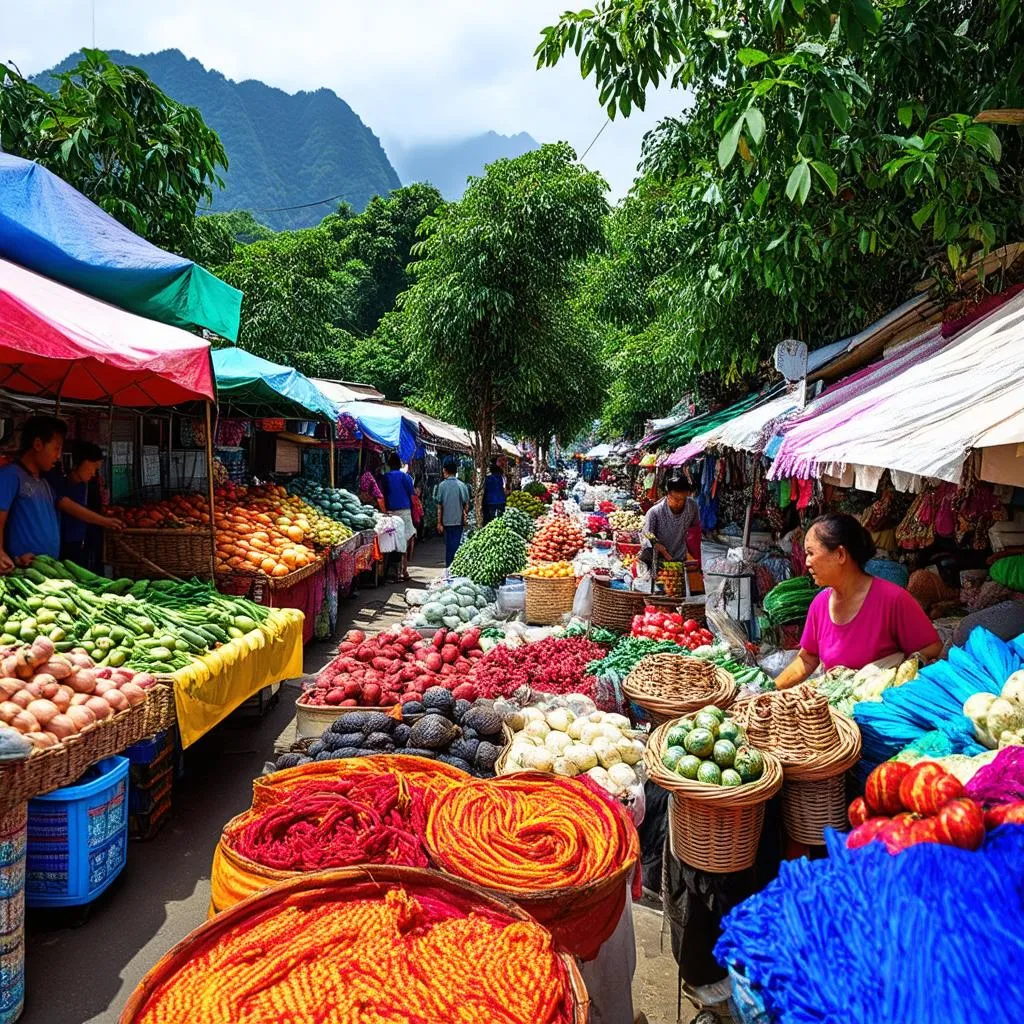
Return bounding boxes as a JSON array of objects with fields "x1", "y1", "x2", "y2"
[{"x1": 172, "y1": 608, "x2": 304, "y2": 748}]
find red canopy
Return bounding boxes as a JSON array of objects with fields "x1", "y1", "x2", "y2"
[{"x1": 0, "y1": 257, "x2": 214, "y2": 406}]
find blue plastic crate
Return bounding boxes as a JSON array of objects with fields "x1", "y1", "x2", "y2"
[
  {"x1": 125, "y1": 730, "x2": 172, "y2": 765},
  {"x1": 26, "y1": 756, "x2": 129, "y2": 908}
]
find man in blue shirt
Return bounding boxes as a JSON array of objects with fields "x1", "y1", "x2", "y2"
[
  {"x1": 51, "y1": 441, "x2": 111, "y2": 564},
  {"x1": 483, "y1": 460, "x2": 508, "y2": 524},
  {"x1": 381, "y1": 452, "x2": 416, "y2": 581},
  {"x1": 0, "y1": 417, "x2": 121, "y2": 574}
]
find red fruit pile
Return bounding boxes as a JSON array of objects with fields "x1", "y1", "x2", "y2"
[
  {"x1": 301, "y1": 627, "x2": 483, "y2": 709},
  {"x1": 846, "y1": 760, "x2": 988, "y2": 855},
  {"x1": 469, "y1": 636, "x2": 607, "y2": 702},
  {"x1": 529, "y1": 514, "x2": 586, "y2": 563},
  {"x1": 631, "y1": 609, "x2": 712, "y2": 650}
]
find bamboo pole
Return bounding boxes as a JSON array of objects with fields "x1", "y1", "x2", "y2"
[
  {"x1": 328, "y1": 421, "x2": 336, "y2": 489},
  {"x1": 204, "y1": 401, "x2": 217, "y2": 579}
]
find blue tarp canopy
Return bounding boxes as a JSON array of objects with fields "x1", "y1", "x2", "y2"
[
  {"x1": 338, "y1": 400, "x2": 419, "y2": 462},
  {"x1": 0, "y1": 153, "x2": 242, "y2": 341},
  {"x1": 212, "y1": 348, "x2": 339, "y2": 421}
]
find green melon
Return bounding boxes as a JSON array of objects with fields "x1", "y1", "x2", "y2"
[
  {"x1": 693, "y1": 711, "x2": 721, "y2": 734},
  {"x1": 661, "y1": 745, "x2": 687, "y2": 772},
  {"x1": 712, "y1": 739, "x2": 737, "y2": 768},
  {"x1": 734, "y1": 746, "x2": 766, "y2": 782},
  {"x1": 676, "y1": 755, "x2": 702, "y2": 780},
  {"x1": 717, "y1": 719, "x2": 742, "y2": 743},
  {"x1": 666, "y1": 724, "x2": 691, "y2": 748},
  {"x1": 683, "y1": 727, "x2": 715, "y2": 759},
  {"x1": 720, "y1": 769, "x2": 743, "y2": 787},
  {"x1": 696, "y1": 761, "x2": 722, "y2": 785},
  {"x1": 703, "y1": 705, "x2": 726, "y2": 723}
]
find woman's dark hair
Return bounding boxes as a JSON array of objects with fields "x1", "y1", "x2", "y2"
[
  {"x1": 71, "y1": 441, "x2": 104, "y2": 465},
  {"x1": 387, "y1": 452, "x2": 401, "y2": 470},
  {"x1": 20, "y1": 415, "x2": 67, "y2": 453},
  {"x1": 809, "y1": 512, "x2": 876, "y2": 569},
  {"x1": 488, "y1": 460, "x2": 500, "y2": 474},
  {"x1": 665, "y1": 476, "x2": 691, "y2": 494}
]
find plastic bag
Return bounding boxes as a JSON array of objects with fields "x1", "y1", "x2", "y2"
[
  {"x1": 573, "y1": 574, "x2": 595, "y2": 622},
  {"x1": 759, "y1": 649, "x2": 798, "y2": 678}
]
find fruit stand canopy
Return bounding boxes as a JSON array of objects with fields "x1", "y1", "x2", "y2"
[
  {"x1": 338, "y1": 400, "x2": 419, "y2": 463},
  {"x1": 0, "y1": 257, "x2": 214, "y2": 406},
  {"x1": 0, "y1": 153, "x2": 241, "y2": 341},
  {"x1": 212, "y1": 347, "x2": 340, "y2": 422}
]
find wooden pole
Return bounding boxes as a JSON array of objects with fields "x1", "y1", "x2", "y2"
[
  {"x1": 328, "y1": 421, "x2": 336, "y2": 489},
  {"x1": 204, "y1": 401, "x2": 217, "y2": 579}
]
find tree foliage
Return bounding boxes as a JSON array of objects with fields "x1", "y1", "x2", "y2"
[
  {"x1": 1, "y1": 49, "x2": 227, "y2": 260},
  {"x1": 539, "y1": 0, "x2": 1024, "y2": 429},
  {"x1": 401, "y1": 143, "x2": 609, "y2": 505}
]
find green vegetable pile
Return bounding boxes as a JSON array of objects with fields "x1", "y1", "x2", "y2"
[
  {"x1": 449, "y1": 519, "x2": 527, "y2": 586},
  {"x1": 761, "y1": 575, "x2": 821, "y2": 626},
  {"x1": 586, "y1": 635, "x2": 684, "y2": 685},
  {"x1": 410, "y1": 579, "x2": 495, "y2": 630},
  {"x1": 0, "y1": 556, "x2": 270, "y2": 672},
  {"x1": 500, "y1": 506, "x2": 535, "y2": 540},
  {"x1": 507, "y1": 490, "x2": 546, "y2": 520},
  {"x1": 661, "y1": 706, "x2": 766, "y2": 787},
  {"x1": 287, "y1": 477, "x2": 380, "y2": 531}
]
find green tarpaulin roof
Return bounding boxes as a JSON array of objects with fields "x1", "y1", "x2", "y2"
[
  {"x1": 212, "y1": 348, "x2": 339, "y2": 421},
  {"x1": 654, "y1": 394, "x2": 762, "y2": 450}
]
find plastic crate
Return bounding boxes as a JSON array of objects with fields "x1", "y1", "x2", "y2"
[
  {"x1": 129, "y1": 743, "x2": 173, "y2": 789},
  {"x1": 26, "y1": 756, "x2": 129, "y2": 908},
  {"x1": 125, "y1": 729, "x2": 173, "y2": 766},
  {"x1": 130, "y1": 789, "x2": 172, "y2": 841},
  {"x1": 129, "y1": 770, "x2": 172, "y2": 816}
]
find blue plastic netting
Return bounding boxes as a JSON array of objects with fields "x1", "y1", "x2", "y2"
[{"x1": 716, "y1": 825, "x2": 1024, "y2": 1024}]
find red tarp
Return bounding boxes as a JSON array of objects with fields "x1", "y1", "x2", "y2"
[{"x1": 0, "y1": 257, "x2": 214, "y2": 406}]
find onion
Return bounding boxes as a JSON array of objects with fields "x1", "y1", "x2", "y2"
[
  {"x1": 0, "y1": 656, "x2": 20, "y2": 678},
  {"x1": 70, "y1": 668, "x2": 97, "y2": 694},
  {"x1": 66, "y1": 705, "x2": 97, "y2": 732},
  {"x1": 46, "y1": 713, "x2": 77, "y2": 740},
  {"x1": 68, "y1": 653, "x2": 93, "y2": 669},
  {"x1": 38, "y1": 680, "x2": 60, "y2": 700},
  {"x1": 26, "y1": 699, "x2": 59, "y2": 727},
  {"x1": 11, "y1": 709, "x2": 40, "y2": 734},
  {"x1": 0, "y1": 678, "x2": 22, "y2": 699},
  {"x1": 110, "y1": 669, "x2": 133, "y2": 686},
  {"x1": 41, "y1": 659, "x2": 72, "y2": 681},
  {"x1": 103, "y1": 689, "x2": 129, "y2": 713},
  {"x1": 23, "y1": 681, "x2": 44, "y2": 699},
  {"x1": 119, "y1": 682, "x2": 147, "y2": 707},
  {"x1": 94, "y1": 679, "x2": 115, "y2": 696},
  {"x1": 132, "y1": 673, "x2": 156, "y2": 690},
  {"x1": 51, "y1": 687, "x2": 72, "y2": 713},
  {"x1": 25, "y1": 731, "x2": 57, "y2": 749},
  {"x1": 85, "y1": 696, "x2": 113, "y2": 720},
  {"x1": 69, "y1": 693, "x2": 91, "y2": 707},
  {"x1": 9, "y1": 690, "x2": 31, "y2": 709},
  {"x1": 31, "y1": 637, "x2": 55, "y2": 661},
  {"x1": 0, "y1": 701, "x2": 21, "y2": 724},
  {"x1": 94, "y1": 667, "x2": 113, "y2": 680}
]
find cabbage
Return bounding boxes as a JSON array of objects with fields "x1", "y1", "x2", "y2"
[
  {"x1": 565, "y1": 743, "x2": 598, "y2": 772},
  {"x1": 607, "y1": 762, "x2": 638, "y2": 791}
]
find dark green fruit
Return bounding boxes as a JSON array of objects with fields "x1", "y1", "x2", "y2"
[
  {"x1": 676, "y1": 755, "x2": 702, "y2": 780},
  {"x1": 734, "y1": 746, "x2": 766, "y2": 782},
  {"x1": 666, "y1": 724, "x2": 690, "y2": 748},
  {"x1": 696, "y1": 761, "x2": 722, "y2": 785},
  {"x1": 662, "y1": 745, "x2": 686, "y2": 771},
  {"x1": 721, "y1": 769, "x2": 743, "y2": 787},
  {"x1": 712, "y1": 739, "x2": 737, "y2": 768},
  {"x1": 683, "y1": 728, "x2": 715, "y2": 759},
  {"x1": 693, "y1": 711, "x2": 720, "y2": 734}
]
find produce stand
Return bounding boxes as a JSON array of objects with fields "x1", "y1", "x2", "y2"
[
  {"x1": 591, "y1": 578, "x2": 705, "y2": 633},
  {"x1": 103, "y1": 527, "x2": 214, "y2": 581}
]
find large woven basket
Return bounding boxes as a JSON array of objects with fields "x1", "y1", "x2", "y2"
[
  {"x1": 782, "y1": 774, "x2": 850, "y2": 845},
  {"x1": 645, "y1": 720, "x2": 783, "y2": 873},
  {"x1": 121, "y1": 866, "x2": 589, "y2": 1024},
  {"x1": 623, "y1": 654, "x2": 737, "y2": 726},
  {"x1": 525, "y1": 573, "x2": 577, "y2": 625},
  {"x1": 104, "y1": 527, "x2": 213, "y2": 579},
  {"x1": 0, "y1": 695, "x2": 151, "y2": 813},
  {"x1": 590, "y1": 579, "x2": 704, "y2": 633},
  {"x1": 142, "y1": 682, "x2": 177, "y2": 736}
]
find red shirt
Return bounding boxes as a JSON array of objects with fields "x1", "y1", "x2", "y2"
[{"x1": 800, "y1": 577, "x2": 939, "y2": 671}]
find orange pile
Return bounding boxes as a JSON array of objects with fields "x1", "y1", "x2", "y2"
[{"x1": 528, "y1": 515, "x2": 586, "y2": 563}]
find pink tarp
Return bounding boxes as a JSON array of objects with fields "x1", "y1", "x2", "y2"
[{"x1": 0, "y1": 258, "x2": 213, "y2": 406}]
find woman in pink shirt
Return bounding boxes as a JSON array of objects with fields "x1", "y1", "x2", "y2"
[{"x1": 776, "y1": 513, "x2": 942, "y2": 689}]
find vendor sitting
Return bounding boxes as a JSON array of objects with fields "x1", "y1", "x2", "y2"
[
  {"x1": 0, "y1": 417, "x2": 122, "y2": 574},
  {"x1": 639, "y1": 476, "x2": 701, "y2": 567},
  {"x1": 776, "y1": 513, "x2": 942, "y2": 689}
]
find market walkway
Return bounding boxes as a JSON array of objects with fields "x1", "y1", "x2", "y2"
[{"x1": 20, "y1": 537, "x2": 680, "y2": 1024}]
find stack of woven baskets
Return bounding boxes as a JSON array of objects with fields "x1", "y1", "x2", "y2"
[
  {"x1": 623, "y1": 653, "x2": 737, "y2": 726},
  {"x1": 737, "y1": 682, "x2": 862, "y2": 845},
  {"x1": 524, "y1": 572, "x2": 577, "y2": 626}
]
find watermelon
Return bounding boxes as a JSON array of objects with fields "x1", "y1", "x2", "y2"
[
  {"x1": 662, "y1": 746, "x2": 686, "y2": 772},
  {"x1": 721, "y1": 769, "x2": 742, "y2": 787},
  {"x1": 712, "y1": 739, "x2": 737, "y2": 768},
  {"x1": 703, "y1": 705, "x2": 725, "y2": 723},
  {"x1": 717, "y1": 719, "x2": 743, "y2": 743},
  {"x1": 676, "y1": 755, "x2": 702, "y2": 780},
  {"x1": 665, "y1": 724, "x2": 691, "y2": 748},
  {"x1": 683, "y1": 728, "x2": 715, "y2": 759},
  {"x1": 693, "y1": 711, "x2": 721, "y2": 734},
  {"x1": 733, "y1": 746, "x2": 765, "y2": 782},
  {"x1": 696, "y1": 761, "x2": 722, "y2": 785}
]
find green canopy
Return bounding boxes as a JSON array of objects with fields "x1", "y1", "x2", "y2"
[
  {"x1": 212, "y1": 348, "x2": 339, "y2": 421},
  {"x1": 656, "y1": 394, "x2": 761, "y2": 449}
]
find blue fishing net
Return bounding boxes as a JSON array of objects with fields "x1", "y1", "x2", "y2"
[
  {"x1": 854, "y1": 628, "x2": 1018, "y2": 771},
  {"x1": 716, "y1": 826, "x2": 1024, "y2": 1024}
]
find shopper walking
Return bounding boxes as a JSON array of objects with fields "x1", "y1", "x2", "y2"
[
  {"x1": 483, "y1": 460, "x2": 507, "y2": 524},
  {"x1": 434, "y1": 459, "x2": 470, "y2": 567},
  {"x1": 380, "y1": 452, "x2": 415, "y2": 581}
]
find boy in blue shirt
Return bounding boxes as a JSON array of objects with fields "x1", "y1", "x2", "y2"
[
  {"x1": 51, "y1": 441, "x2": 110, "y2": 564},
  {"x1": 0, "y1": 417, "x2": 121, "y2": 573},
  {"x1": 483, "y1": 460, "x2": 507, "y2": 524}
]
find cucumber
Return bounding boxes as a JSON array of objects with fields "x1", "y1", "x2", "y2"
[
  {"x1": 147, "y1": 646, "x2": 173, "y2": 662},
  {"x1": 25, "y1": 596, "x2": 44, "y2": 611},
  {"x1": 106, "y1": 649, "x2": 127, "y2": 667}
]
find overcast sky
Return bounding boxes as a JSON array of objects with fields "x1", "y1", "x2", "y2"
[{"x1": 1, "y1": 0, "x2": 686, "y2": 199}]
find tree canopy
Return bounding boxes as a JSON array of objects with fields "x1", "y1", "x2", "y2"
[
  {"x1": 1, "y1": 49, "x2": 228, "y2": 260},
  {"x1": 400, "y1": 143, "x2": 609, "y2": 499},
  {"x1": 539, "y1": 0, "x2": 1024, "y2": 432}
]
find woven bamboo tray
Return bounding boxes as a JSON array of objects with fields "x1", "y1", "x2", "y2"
[
  {"x1": 645, "y1": 720, "x2": 782, "y2": 873},
  {"x1": 0, "y1": 695, "x2": 151, "y2": 813},
  {"x1": 142, "y1": 682, "x2": 177, "y2": 736},
  {"x1": 121, "y1": 866, "x2": 589, "y2": 1024},
  {"x1": 623, "y1": 654, "x2": 737, "y2": 726},
  {"x1": 214, "y1": 557, "x2": 326, "y2": 600},
  {"x1": 104, "y1": 527, "x2": 213, "y2": 580},
  {"x1": 590, "y1": 579, "x2": 704, "y2": 633},
  {"x1": 525, "y1": 573, "x2": 577, "y2": 625}
]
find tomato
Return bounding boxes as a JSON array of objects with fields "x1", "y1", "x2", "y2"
[{"x1": 683, "y1": 619, "x2": 699, "y2": 632}]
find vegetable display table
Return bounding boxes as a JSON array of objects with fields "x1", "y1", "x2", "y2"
[
  {"x1": 169, "y1": 608, "x2": 304, "y2": 747},
  {"x1": 591, "y1": 579, "x2": 706, "y2": 633}
]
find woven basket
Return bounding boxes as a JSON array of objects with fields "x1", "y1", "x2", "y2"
[
  {"x1": 525, "y1": 573, "x2": 577, "y2": 625},
  {"x1": 590, "y1": 579, "x2": 704, "y2": 633},
  {"x1": 623, "y1": 654, "x2": 737, "y2": 726},
  {"x1": 782, "y1": 774, "x2": 850, "y2": 846},
  {"x1": 104, "y1": 528, "x2": 213, "y2": 579},
  {"x1": 121, "y1": 866, "x2": 589, "y2": 1024},
  {"x1": 0, "y1": 695, "x2": 151, "y2": 814},
  {"x1": 645, "y1": 720, "x2": 783, "y2": 873},
  {"x1": 142, "y1": 682, "x2": 177, "y2": 736}
]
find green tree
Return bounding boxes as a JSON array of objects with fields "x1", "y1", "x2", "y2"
[
  {"x1": 401, "y1": 143, "x2": 608, "y2": 510},
  {"x1": 0, "y1": 49, "x2": 228, "y2": 260},
  {"x1": 539, "y1": 1, "x2": 1024, "y2": 393},
  {"x1": 192, "y1": 210, "x2": 275, "y2": 266}
]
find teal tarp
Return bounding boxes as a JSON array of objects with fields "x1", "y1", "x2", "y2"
[
  {"x1": 212, "y1": 348, "x2": 339, "y2": 421},
  {"x1": 0, "y1": 154, "x2": 241, "y2": 341}
]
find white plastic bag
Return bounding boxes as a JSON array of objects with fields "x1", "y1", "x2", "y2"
[{"x1": 572, "y1": 574, "x2": 595, "y2": 621}]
